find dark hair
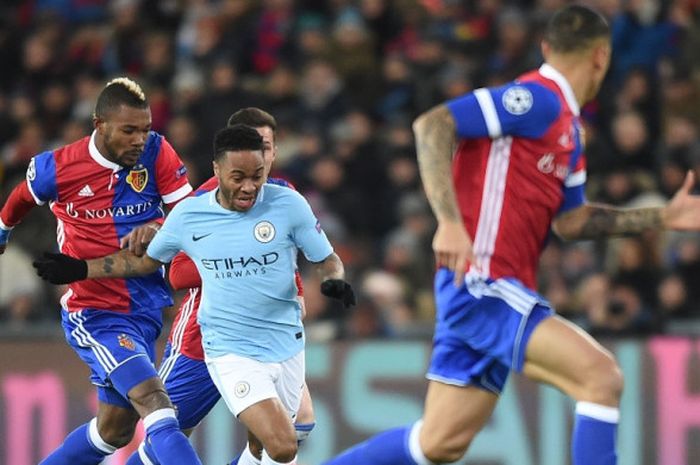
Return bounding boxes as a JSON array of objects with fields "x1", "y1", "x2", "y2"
[
  {"x1": 226, "y1": 107, "x2": 277, "y2": 131},
  {"x1": 213, "y1": 124, "x2": 264, "y2": 160},
  {"x1": 544, "y1": 5, "x2": 610, "y2": 53},
  {"x1": 94, "y1": 77, "x2": 148, "y2": 119}
]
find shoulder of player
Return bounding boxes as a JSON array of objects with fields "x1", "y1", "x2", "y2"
[
  {"x1": 501, "y1": 80, "x2": 562, "y2": 122},
  {"x1": 263, "y1": 183, "x2": 305, "y2": 203}
]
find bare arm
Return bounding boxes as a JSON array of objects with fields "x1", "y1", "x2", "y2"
[
  {"x1": 553, "y1": 203, "x2": 664, "y2": 240},
  {"x1": 87, "y1": 249, "x2": 163, "y2": 279},
  {"x1": 554, "y1": 171, "x2": 700, "y2": 240},
  {"x1": 413, "y1": 104, "x2": 474, "y2": 284},
  {"x1": 413, "y1": 105, "x2": 461, "y2": 223},
  {"x1": 312, "y1": 252, "x2": 344, "y2": 282}
]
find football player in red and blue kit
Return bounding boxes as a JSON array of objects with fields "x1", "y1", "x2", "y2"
[
  {"x1": 0, "y1": 78, "x2": 202, "y2": 465},
  {"x1": 324, "y1": 5, "x2": 700, "y2": 465}
]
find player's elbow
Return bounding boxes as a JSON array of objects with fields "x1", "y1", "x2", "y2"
[{"x1": 552, "y1": 212, "x2": 582, "y2": 241}]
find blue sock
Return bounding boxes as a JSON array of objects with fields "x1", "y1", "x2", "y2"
[
  {"x1": 229, "y1": 454, "x2": 241, "y2": 465},
  {"x1": 572, "y1": 402, "x2": 618, "y2": 465},
  {"x1": 322, "y1": 424, "x2": 418, "y2": 465},
  {"x1": 40, "y1": 419, "x2": 115, "y2": 465},
  {"x1": 126, "y1": 438, "x2": 160, "y2": 465},
  {"x1": 145, "y1": 409, "x2": 202, "y2": 465}
]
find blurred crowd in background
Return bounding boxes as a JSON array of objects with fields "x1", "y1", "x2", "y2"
[{"x1": 1, "y1": 0, "x2": 699, "y2": 339}]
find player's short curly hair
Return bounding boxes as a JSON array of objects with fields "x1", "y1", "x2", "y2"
[
  {"x1": 93, "y1": 77, "x2": 148, "y2": 119},
  {"x1": 544, "y1": 5, "x2": 610, "y2": 53},
  {"x1": 227, "y1": 107, "x2": 277, "y2": 132},
  {"x1": 213, "y1": 124, "x2": 264, "y2": 160}
]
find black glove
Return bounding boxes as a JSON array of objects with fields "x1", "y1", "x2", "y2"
[
  {"x1": 320, "y1": 279, "x2": 356, "y2": 308},
  {"x1": 33, "y1": 252, "x2": 88, "y2": 284}
]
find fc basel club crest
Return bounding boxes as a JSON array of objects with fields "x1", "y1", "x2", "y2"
[
  {"x1": 126, "y1": 165, "x2": 148, "y2": 193},
  {"x1": 118, "y1": 333, "x2": 135, "y2": 351}
]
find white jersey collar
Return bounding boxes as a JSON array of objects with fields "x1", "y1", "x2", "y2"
[
  {"x1": 538, "y1": 63, "x2": 580, "y2": 116},
  {"x1": 89, "y1": 131, "x2": 124, "y2": 171}
]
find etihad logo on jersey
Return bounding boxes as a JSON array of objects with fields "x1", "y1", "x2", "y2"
[
  {"x1": 64, "y1": 201, "x2": 155, "y2": 219},
  {"x1": 201, "y1": 252, "x2": 279, "y2": 279},
  {"x1": 126, "y1": 165, "x2": 148, "y2": 193},
  {"x1": 537, "y1": 153, "x2": 569, "y2": 180}
]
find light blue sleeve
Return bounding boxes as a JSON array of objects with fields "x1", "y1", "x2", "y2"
[
  {"x1": 288, "y1": 191, "x2": 333, "y2": 263},
  {"x1": 146, "y1": 203, "x2": 184, "y2": 263}
]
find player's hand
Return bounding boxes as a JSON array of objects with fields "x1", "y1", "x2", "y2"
[
  {"x1": 320, "y1": 279, "x2": 356, "y2": 308},
  {"x1": 33, "y1": 252, "x2": 88, "y2": 284},
  {"x1": 0, "y1": 227, "x2": 10, "y2": 255},
  {"x1": 433, "y1": 220, "x2": 474, "y2": 286},
  {"x1": 120, "y1": 221, "x2": 161, "y2": 256},
  {"x1": 663, "y1": 171, "x2": 700, "y2": 231}
]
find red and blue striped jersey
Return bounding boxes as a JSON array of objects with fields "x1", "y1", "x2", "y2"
[
  {"x1": 26, "y1": 131, "x2": 192, "y2": 312},
  {"x1": 446, "y1": 64, "x2": 587, "y2": 290}
]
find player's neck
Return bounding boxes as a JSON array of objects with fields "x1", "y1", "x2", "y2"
[
  {"x1": 93, "y1": 135, "x2": 118, "y2": 164},
  {"x1": 545, "y1": 60, "x2": 590, "y2": 108}
]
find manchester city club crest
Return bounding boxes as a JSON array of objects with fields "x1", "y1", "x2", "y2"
[
  {"x1": 126, "y1": 165, "x2": 148, "y2": 192},
  {"x1": 254, "y1": 220, "x2": 276, "y2": 243}
]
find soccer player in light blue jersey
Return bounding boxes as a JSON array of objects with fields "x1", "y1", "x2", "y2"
[{"x1": 35, "y1": 124, "x2": 356, "y2": 465}]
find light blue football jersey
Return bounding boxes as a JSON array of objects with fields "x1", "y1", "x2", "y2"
[{"x1": 147, "y1": 184, "x2": 333, "y2": 362}]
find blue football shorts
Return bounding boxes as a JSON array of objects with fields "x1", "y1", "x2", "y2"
[
  {"x1": 61, "y1": 308, "x2": 162, "y2": 408},
  {"x1": 158, "y1": 343, "x2": 221, "y2": 430},
  {"x1": 427, "y1": 268, "x2": 553, "y2": 394}
]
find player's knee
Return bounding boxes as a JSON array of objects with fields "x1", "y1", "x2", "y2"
[
  {"x1": 581, "y1": 353, "x2": 624, "y2": 404},
  {"x1": 264, "y1": 435, "x2": 298, "y2": 463},
  {"x1": 128, "y1": 380, "x2": 173, "y2": 415},
  {"x1": 97, "y1": 422, "x2": 136, "y2": 449},
  {"x1": 421, "y1": 432, "x2": 472, "y2": 464}
]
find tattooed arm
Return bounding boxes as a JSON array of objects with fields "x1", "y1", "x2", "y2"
[
  {"x1": 554, "y1": 171, "x2": 700, "y2": 240},
  {"x1": 86, "y1": 249, "x2": 163, "y2": 279},
  {"x1": 553, "y1": 204, "x2": 664, "y2": 240},
  {"x1": 413, "y1": 104, "x2": 474, "y2": 283},
  {"x1": 413, "y1": 105, "x2": 461, "y2": 223}
]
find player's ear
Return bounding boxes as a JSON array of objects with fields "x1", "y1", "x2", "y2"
[{"x1": 212, "y1": 160, "x2": 220, "y2": 177}]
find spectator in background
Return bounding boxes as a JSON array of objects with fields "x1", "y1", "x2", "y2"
[{"x1": 0, "y1": 244, "x2": 44, "y2": 329}]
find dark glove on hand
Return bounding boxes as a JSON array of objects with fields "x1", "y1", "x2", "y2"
[
  {"x1": 33, "y1": 252, "x2": 88, "y2": 284},
  {"x1": 320, "y1": 279, "x2": 357, "y2": 308}
]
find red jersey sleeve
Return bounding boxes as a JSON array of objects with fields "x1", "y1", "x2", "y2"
[
  {"x1": 0, "y1": 181, "x2": 37, "y2": 228},
  {"x1": 295, "y1": 270, "x2": 304, "y2": 296},
  {"x1": 155, "y1": 137, "x2": 193, "y2": 207},
  {"x1": 169, "y1": 251, "x2": 202, "y2": 290}
]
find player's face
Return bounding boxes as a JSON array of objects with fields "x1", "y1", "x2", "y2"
[
  {"x1": 255, "y1": 125, "x2": 276, "y2": 177},
  {"x1": 95, "y1": 105, "x2": 152, "y2": 167},
  {"x1": 213, "y1": 150, "x2": 265, "y2": 212},
  {"x1": 586, "y1": 40, "x2": 612, "y2": 102}
]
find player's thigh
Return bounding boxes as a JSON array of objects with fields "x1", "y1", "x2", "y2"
[
  {"x1": 523, "y1": 315, "x2": 622, "y2": 402},
  {"x1": 295, "y1": 381, "x2": 314, "y2": 424},
  {"x1": 238, "y1": 398, "x2": 297, "y2": 453},
  {"x1": 421, "y1": 380, "x2": 498, "y2": 454},
  {"x1": 159, "y1": 347, "x2": 221, "y2": 430}
]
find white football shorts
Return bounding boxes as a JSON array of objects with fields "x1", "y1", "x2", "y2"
[{"x1": 205, "y1": 350, "x2": 305, "y2": 418}]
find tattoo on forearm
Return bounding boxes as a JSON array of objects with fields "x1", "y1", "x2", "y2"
[
  {"x1": 579, "y1": 206, "x2": 663, "y2": 238},
  {"x1": 102, "y1": 257, "x2": 114, "y2": 274},
  {"x1": 415, "y1": 106, "x2": 461, "y2": 222}
]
